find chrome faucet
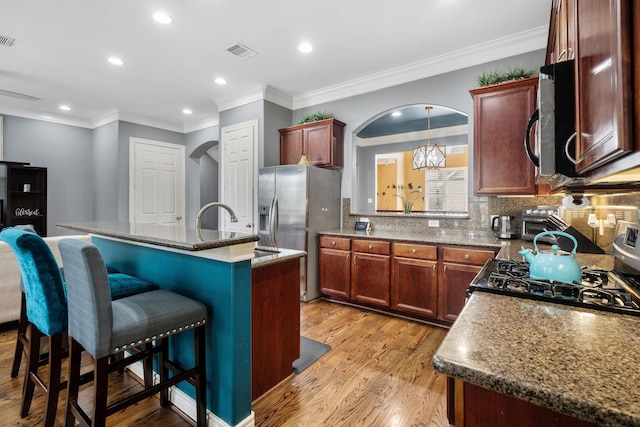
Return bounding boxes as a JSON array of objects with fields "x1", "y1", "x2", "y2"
[{"x1": 195, "y1": 202, "x2": 238, "y2": 231}]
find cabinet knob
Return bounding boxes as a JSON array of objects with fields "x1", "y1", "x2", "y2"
[
  {"x1": 368, "y1": 244, "x2": 373, "y2": 250},
  {"x1": 331, "y1": 241, "x2": 336, "y2": 246},
  {"x1": 411, "y1": 248, "x2": 416, "y2": 253},
  {"x1": 464, "y1": 254, "x2": 470, "y2": 259}
]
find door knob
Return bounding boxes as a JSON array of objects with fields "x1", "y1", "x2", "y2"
[
  {"x1": 246, "y1": 223, "x2": 252, "y2": 228},
  {"x1": 176, "y1": 216, "x2": 182, "y2": 220}
]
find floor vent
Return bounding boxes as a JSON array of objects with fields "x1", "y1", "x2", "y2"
[
  {"x1": 226, "y1": 42, "x2": 256, "y2": 60},
  {"x1": 0, "y1": 34, "x2": 15, "y2": 47}
]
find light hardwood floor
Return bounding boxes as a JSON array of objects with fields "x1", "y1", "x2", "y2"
[{"x1": 0, "y1": 299, "x2": 449, "y2": 426}]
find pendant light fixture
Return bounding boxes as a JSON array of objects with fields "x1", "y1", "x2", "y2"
[{"x1": 412, "y1": 106, "x2": 446, "y2": 170}]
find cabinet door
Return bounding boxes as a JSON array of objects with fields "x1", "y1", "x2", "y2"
[
  {"x1": 440, "y1": 263, "x2": 482, "y2": 322},
  {"x1": 303, "y1": 123, "x2": 332, "y2": 166},
  {"x1": 352, "y1": 252, "x2": 391, "y2": 307},
  {"x1": 392, "y1": 257, "x2": 438, "y2": 317},
  {"x1": 319, "y1": 247, "x2": 351, "y2": 298},
  {"x1": 5, "y1": 166, "x2": 48, "y2": 236},
  {"x1": 470, "y1": 78, "x2": 538, "y2": 195},
  {"x1": 280, "y1": 128, "x2": 304, "y2": 165},
  {"x1": 574, "y1": 0, "x2": 633, "y2": 173}
]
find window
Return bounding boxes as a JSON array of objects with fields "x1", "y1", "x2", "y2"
[{"x1": 425, "y1": 167, "x2": 468, "y2": 212}]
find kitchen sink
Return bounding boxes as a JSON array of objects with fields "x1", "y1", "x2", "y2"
[{"x1": 254, "y1": 249, "x2": 280, "y2": 258}]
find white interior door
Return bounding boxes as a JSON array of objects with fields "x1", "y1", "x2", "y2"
[
  {"x1": 221, "y1": 120, "x2": 257, "y2": 233},
  {"x1": 129, "y1": 138, "x2": 185, "y2": 226}
]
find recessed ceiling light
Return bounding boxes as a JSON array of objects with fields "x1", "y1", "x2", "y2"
[
  {"x1": 59, "y1": 105, "x2": 71, "y2": 111},
  {"x1": 153, "y1": 12, "x2": 172, "y2": 24},
  {"x1": 392, "y1": 111, "x2": 402, "y2": 117},
  {"x1": 183, "y1": 108, "x2": 192, "y2": 115},
  {"x1": 298, "y1": 43, "x2": 313, "y2": 53},
  {"x1": 214, "y1": 77, "x2": 227, "y2": 85},
  {"x1": 108, "y1": 57, "x2": 124, "y2": 66}
]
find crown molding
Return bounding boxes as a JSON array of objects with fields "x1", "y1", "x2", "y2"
[
  {"x1": 215, "y1": 85, "x2": 293, "y2": 113},
  {"x1": 184, "y1": 118, "x2": 219, "y2": 134},
  {"x1": 292, "y1": 26, "x2": 548, "y2": 110},
  {"x1": 0, "y1": 103, "x2": 93, "y2": 128}
]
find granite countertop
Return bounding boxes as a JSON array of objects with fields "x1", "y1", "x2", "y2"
[
  {"x1": 433, "y1": 292, "x2": 640, "y2": 427},
  {"x1": 251, "y1": 246, "x2": 306, "y2": 268},
  {"x1": 58, "y1": 221, "x2": 259, "y2": 251}
]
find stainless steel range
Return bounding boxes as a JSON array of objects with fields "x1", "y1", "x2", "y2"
[{"x1": 468, "y1": 220, "x2": 640, "y2": 317}]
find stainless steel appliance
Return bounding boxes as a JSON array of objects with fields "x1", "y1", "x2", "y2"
[
  {"x1": 491, "y1": 215, "x2": 517, "y2": 239},
  {"x1": 258, "y1": 165, "x2": 341, "y2": 301},
  {"x1": 467, "y1": 220, "x2": 640, "y2": 317},
  {"x1": 524, "y1": 60, "x2": 583, "y2": 188},
  {"x1": 521, "y1": 206, "x2": 562, "y2": 244}
]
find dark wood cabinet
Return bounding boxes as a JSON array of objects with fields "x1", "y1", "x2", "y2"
[
  {"x1": 351, "y1": 239, "x2": 391, "y2": 307},
  {"x1": 319, "y1": 236, "x2": 351, "y2": 298},
  {"x1": 391, "y1": 242, "x2": 438, "y2": 317},
  {"x1": 439, "y1": 246, "x2": 496, "y2": 323},
  {"x1": 252, "y1": 258, "x2": 301, "y2": 400},
  {"x1": 279, "y1": 118, "x2": 346, "y2": 168},
  {"x1": 573, "y1": 0, "x2": 634, "y2": 173},
  {"x1": 319, "y1": 234, "x2": 497, "y2": 325},
  {"x1": 470, "y1": 77, "x2": 539, "y2": 195},
  {"x1": 1, "y1": 163, "x2": 47, "y2": 236},
  {"x1": 547, "y1": 0, "x2": 577, "y2": 64},
  {"x1": 448, "y1": 379, "x2": 601, "y2": 427}
]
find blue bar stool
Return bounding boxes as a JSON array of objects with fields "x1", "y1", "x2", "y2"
[
  {"x1": 59, "y1": 238, "x2": 207, "y2": 427},
  {"x1": 0, "y1": 227, "x2": 158, "y2": 427}
]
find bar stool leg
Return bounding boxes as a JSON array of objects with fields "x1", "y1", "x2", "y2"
[
  {"x1": 20, "y1": 324, "x2": 41, "y2": 417},
  {"x1": 43, "y1": 333, "x2": 63, "y2": 427},
  {"x1": 11, "y1": 292, "x2": 28, "y2": 378},
  {"x1": 92, "y1": 357, "x2": 109, "y2": 427},
  {"x1": 64, "y1": 338, "x2": 82, "y2": 427},
  {"x1": 195, "y1": 326, "x2": 207, "y2": 427}
]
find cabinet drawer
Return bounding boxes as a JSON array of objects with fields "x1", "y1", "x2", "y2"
[
  {"x1": 393, "y1": 242, "x2": 437, "y2": 260},
  {"x1": 442, "y1": 246, "x2": 495, "y2": 265},
  {"x1": 319, "y1": 236, "x2": 351, "y2": 251},
  {"x1": 352, "y1": 239, "x2": 390, "y2": 255}
]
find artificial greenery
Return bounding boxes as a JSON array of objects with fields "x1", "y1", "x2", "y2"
[
  {"x1": 477, "y1": 66, "x2": 537, "y2": 87},
  {"x1": 391, "y1": 183, "x2": 423, "y2": 214},
  {"x1": 298, "y1": 111, "x2": 334, "y2": 124}
]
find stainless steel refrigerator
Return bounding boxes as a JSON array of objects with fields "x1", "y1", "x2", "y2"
[{"x1": 258, "y1": 165, "x2": 341, "y2": 301}]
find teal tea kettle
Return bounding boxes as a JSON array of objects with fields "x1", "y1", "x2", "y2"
[{"x1": 519, "y1": 231, "x2": 582, "y2": 284}]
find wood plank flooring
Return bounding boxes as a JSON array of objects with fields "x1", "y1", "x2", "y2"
[{"x1": 0, "y1": 299, "x2": 449, "y2": 426}]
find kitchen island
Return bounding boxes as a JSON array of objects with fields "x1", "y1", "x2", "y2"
[
  {"x1": 433, "y1": 292, "x2": 640, "y2": 426},
  {"x1": 57, "y1": 221, "x2": 298, "y2": 427}
]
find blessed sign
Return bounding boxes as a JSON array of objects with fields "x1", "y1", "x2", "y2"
[{"x1": 15, "y1": 208, "x2": 40, "y2": 217}]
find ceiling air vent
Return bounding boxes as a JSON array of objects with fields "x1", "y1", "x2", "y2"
[
  {"x1": 226, "y1": 42, "x2": 256, "y2": 60},
  {"x1": 0, "y1": 34, "x2": 15, "y2": 47}
]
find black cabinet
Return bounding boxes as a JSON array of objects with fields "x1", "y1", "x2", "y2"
[{"x1": 1, "y1": 162, "x2": 47, "y2": 235}]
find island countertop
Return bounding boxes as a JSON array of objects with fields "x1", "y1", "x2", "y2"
[
  {"x1": 58, "y1": 221, "x2": 259, "y2": 251},
  {"x1": 433, "y1": 292, "x2": 640, "y2": 427}
]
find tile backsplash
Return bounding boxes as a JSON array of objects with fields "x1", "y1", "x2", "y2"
[{"x1": 343, "y1": 193, "x2": 640, "y2": 250}]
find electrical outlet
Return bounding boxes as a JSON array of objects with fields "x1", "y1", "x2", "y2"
[
  {"x1": 367, "y1": 198, "x2": 373, "y2": 204},
  {"x1": 428, "y1": 220, "x2": 439, "y2": 227}
]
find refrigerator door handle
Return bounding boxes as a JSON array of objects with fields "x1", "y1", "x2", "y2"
[{"x1": 269, "y1": 195, "x2": 279, "y2": 248}]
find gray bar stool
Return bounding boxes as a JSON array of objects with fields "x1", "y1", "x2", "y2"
[{"x1": 59, "y1": 238, "x2": 207, "y2": 427}]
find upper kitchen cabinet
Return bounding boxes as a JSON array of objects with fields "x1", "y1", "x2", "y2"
[
  {"x1": 546, "y1": 0, "x2": 577, "y2": 64},
  {"x1": 572, "y1": 0, "x2": 634, "y2": 174},
  {"x1": 470, "y1": 77, "x2": 540, "y2": 195},
  {"x1": 279, "y1": 118, "x2": 346, "y2": 168}
]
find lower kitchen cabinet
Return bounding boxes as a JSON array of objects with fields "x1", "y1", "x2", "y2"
[
  {"x1": 319, "y1": 236, "x2": 351, "y2": 298},
  {"x1": 351, "y1": 239, "x2": 391, "y2": 307},
  {"x1": 392, "y1": 242, "x2": 438, "y2": 317},
  {"x1": 252, "y1": 258, "x2": 301, "y2": 400},
  {"x1": 440, "y1": 246, "x2": 496, "y2": 322},
  {"x1": 318, "y1": 234, "x2": 497, "y2": 325},
  {"x1": 449, "y1": 379, "x2": 600, "y2": 427}
]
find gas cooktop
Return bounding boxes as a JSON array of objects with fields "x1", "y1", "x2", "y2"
[{"x1": 469, "y1": 258, "x2": 640, "y2": 316}]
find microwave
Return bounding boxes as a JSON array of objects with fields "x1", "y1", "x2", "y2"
[{"x1": 524, "y1": 60, "x2": 584, "y2": 188}]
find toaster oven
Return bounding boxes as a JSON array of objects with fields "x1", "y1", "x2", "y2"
[{"x1": 521, "y1": 206, "x2": 562, "y2": 244}]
